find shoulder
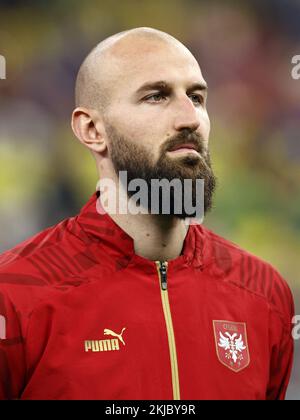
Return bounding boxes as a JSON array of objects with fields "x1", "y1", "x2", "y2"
[
  {"x1": 0, "y1": 215, "x2": 87, "y2": 306},
  {"x1": 196, "y1": 224, "x2": 294, "y2": 321}
]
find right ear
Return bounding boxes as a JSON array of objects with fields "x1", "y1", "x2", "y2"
[{"x1": 71, "y1": 107, "x2": 107, "y2": 153}]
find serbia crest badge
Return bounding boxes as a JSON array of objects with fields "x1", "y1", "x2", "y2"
[{"x1": 213, "y1": 320, "x2": 250, "y2": 372}]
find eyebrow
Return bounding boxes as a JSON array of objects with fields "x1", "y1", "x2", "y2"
[{"x1": 135, "y1": 80, "x2": 208, "y2": 96}]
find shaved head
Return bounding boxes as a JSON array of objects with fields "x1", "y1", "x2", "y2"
[{"x1": 75, "y1": 27, "x2": 197, "y2": 111}]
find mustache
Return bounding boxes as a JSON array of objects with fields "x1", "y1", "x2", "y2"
[{"x1": 161, "y1": 129, "x2": 206, "y2": 155}]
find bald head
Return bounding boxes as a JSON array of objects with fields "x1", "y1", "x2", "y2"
[{"x1": 75, "y1": 27, "x2": 196, "y2": 111}]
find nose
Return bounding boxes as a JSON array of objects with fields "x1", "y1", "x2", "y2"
[{"x1": 173, "y1": 95, "x2": 201, "y2": 132}]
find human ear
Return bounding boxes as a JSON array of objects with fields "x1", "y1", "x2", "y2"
[{"x1": 71, "y1": 107, "x2": 107, "y2": 153}]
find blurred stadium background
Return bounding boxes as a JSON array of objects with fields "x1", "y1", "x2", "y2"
[{"x1": 0, "y1": 0, "x2": 299, "y2": 399}]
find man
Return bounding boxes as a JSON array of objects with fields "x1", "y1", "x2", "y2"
[{"x1": 0, "y1": 27, "x2": 294, "y2": 400}]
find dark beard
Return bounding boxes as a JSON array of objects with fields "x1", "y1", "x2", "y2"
[{"x1": 106, "y1": 124, "x2": 217, "y2": 219}]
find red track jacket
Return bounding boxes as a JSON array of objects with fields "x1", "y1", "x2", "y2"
[{"x1": 0, "y1": 192, "x2": 294, "y2": 400}]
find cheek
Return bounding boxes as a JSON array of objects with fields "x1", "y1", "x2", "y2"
[
  {"x1": 200, "y1": 110, "x2": 210, "y2": 139},
  {"x1": 108, "y1": 112, "x2": 148, "y2": 140},
  {"x1": 117, "y1": 117, "x2": 161, "y2": 148},
  {"x1": 108, "y1": 115, "x2": 160, "y2": 160},
  {"x1": 106, "y1": 104, "x2": 168, "y2": 160}
]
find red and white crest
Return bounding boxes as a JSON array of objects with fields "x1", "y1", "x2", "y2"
[{"x1": 213, "y1": 320, "x2": 250, "y2": 372}]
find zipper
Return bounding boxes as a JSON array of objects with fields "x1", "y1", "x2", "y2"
[{"x1": 156, "y1": 261, "x2": 180, "y2": 400}]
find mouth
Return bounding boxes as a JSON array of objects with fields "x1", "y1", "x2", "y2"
[{"x1": 167, "y1": 143, "x2": 200, "y2": 156}]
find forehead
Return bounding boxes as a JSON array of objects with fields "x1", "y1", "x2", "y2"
[{"x1": 104, "y1": 39, "x2": 205, "y2": 96}]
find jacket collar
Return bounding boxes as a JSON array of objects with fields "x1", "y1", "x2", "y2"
[{"x1": 76, "y1": 191, "x2": 204, "y2": 272}]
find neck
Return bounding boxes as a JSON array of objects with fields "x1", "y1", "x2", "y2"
[
  {"x1": 97, "y1": 173, "x2": 189, "y2": 261},
  {"x1": 109, "y1": 209, "x2": 189, "y2": 261}
]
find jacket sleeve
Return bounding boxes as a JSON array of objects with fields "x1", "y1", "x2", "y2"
[
  {"x1": 266, "y1": 273, "x2": 295, "y2": 400},
  {"x1": 0, "y1": 289, "x2": 26, "y2": 400}
]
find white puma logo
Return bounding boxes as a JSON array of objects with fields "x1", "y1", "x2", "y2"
[{"x1": 103, "y1": 327, "x2": 126, "y2": 346}]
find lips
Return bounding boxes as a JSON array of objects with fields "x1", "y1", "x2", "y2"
[{"x1": 169, "y1": 143, "x2": 198, "y2": 152}]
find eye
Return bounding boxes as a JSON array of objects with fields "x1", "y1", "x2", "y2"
[
  {"x1": 144, "y1": 93, "x2": 167, "y2": 102},
  {"x1": 189, "y1": 94, "x2": 204, "y2": 105}
]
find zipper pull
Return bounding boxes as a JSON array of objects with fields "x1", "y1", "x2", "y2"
[{"x1": 159, "y1": 261, "x2": 168, "y2": 291}]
